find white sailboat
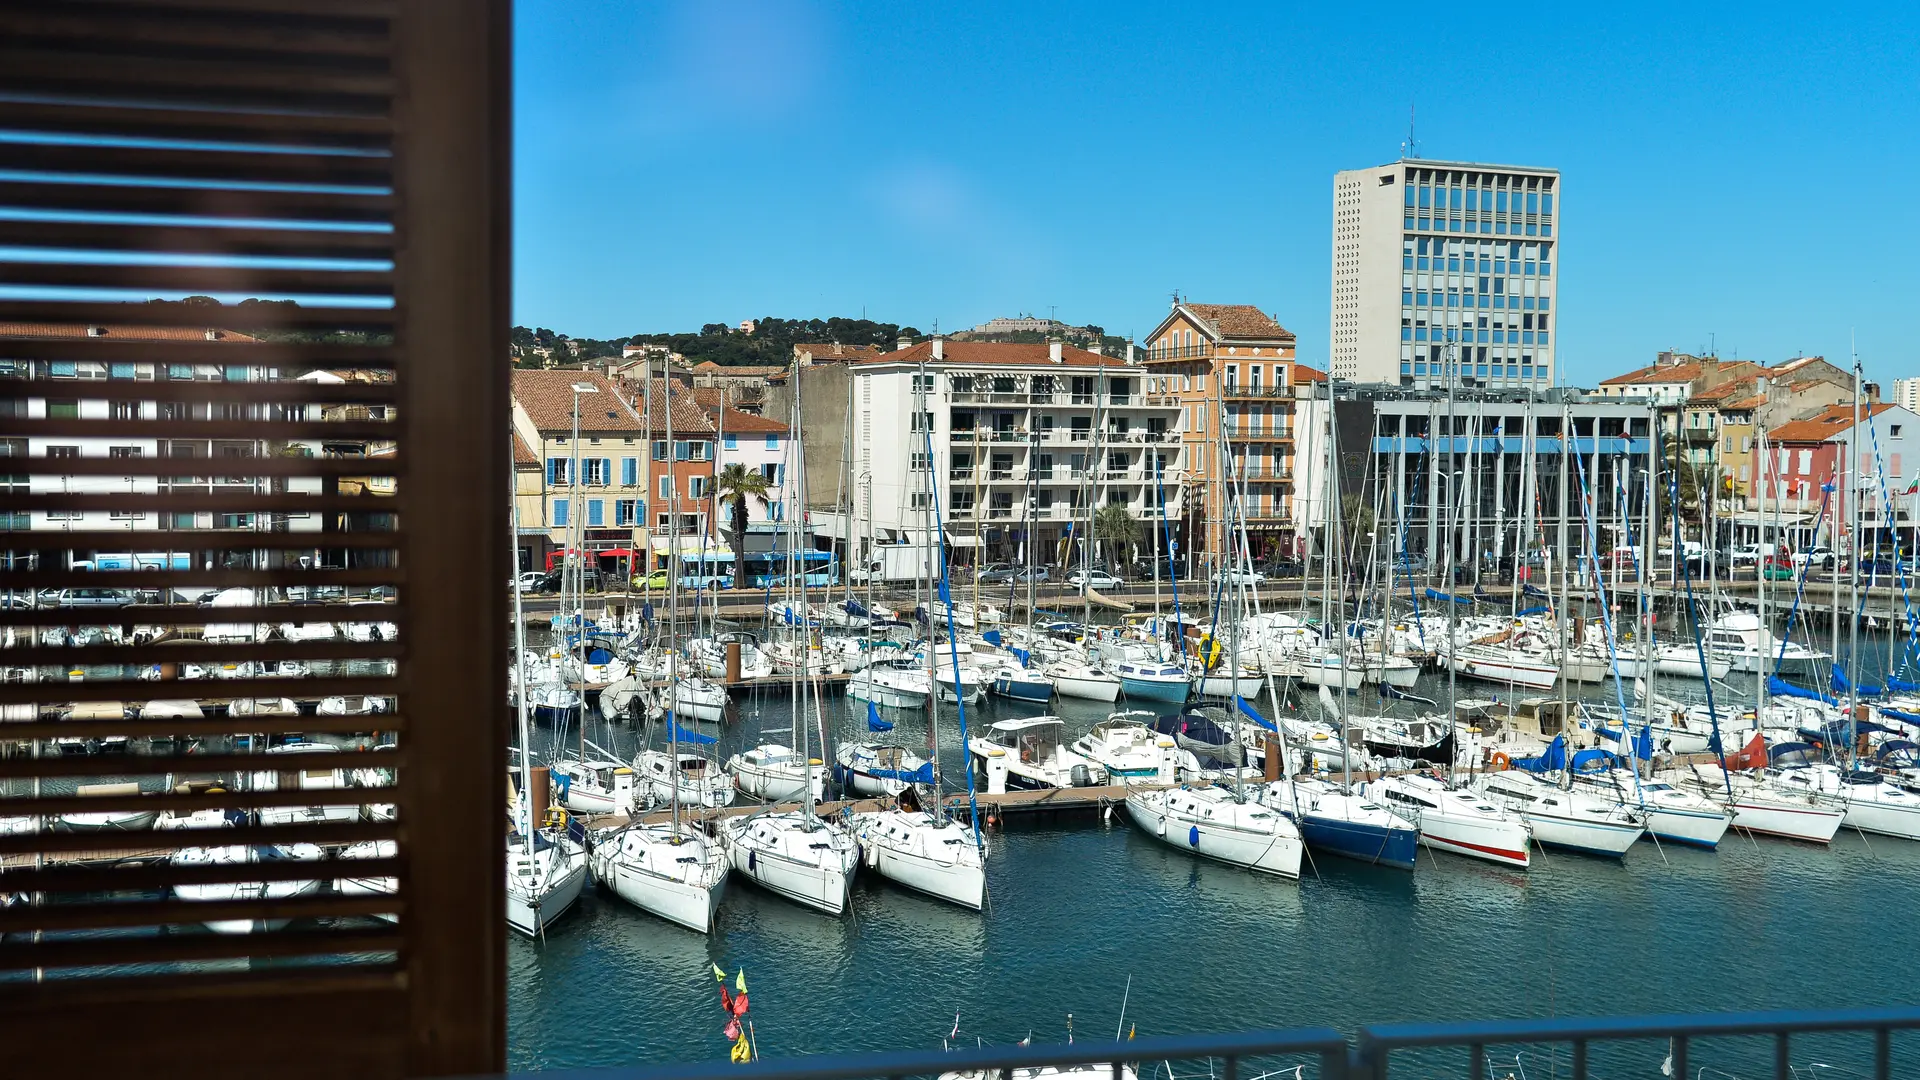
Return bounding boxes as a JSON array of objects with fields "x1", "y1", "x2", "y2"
[
  {"x1": 726, "y1": 742, "x2": 825, "y2": 803},
  {"x1": 1125, "y1": 785, "x2": 1304, "y2": 879},
  {"x1": 1472, "y1": 769, "x2": 1644, "y2": 858},
  {"x1": 1362, "y1": 773, "x2": 1532, "y2": 868},
  {"x1": 1043, "y1": 657, "x2": 1123, "y2": 702}
]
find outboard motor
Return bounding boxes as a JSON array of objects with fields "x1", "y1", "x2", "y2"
[{"x1": 1070, "y1": 764, "x2": 1092, "y2": 787}]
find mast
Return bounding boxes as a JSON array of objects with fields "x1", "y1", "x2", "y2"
[
  {"x1": 1642, "y1": 426, "x2": 1657, "y2": 778},
  {"x1": 1848, "y1": 355, "x2": 1863, "y2": 758},
  {"x1": 791, "y1": 363, "x2": 815, "y2": 820},
  {"x1": 1441, "y1": 333, "x2": 1460, "y2": 787},
  {"x1": 1755, "y1": 413, "x2": 1770, "y2": 714},
  {"x1": 1323, "y1": 372, "x2": 1353, "y2": 774},
  {"x1": 665, "y1": 379, "x2": 682, "y2": 832},
  {"x1": 918, "y1": 361, "x2": 945, "y2": 813},
  {"x1": 510, "y1": 435, "x2": 536, "y2": 858}
]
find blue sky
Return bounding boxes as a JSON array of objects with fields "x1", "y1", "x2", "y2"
[{"x1": 514, "y1": 1, "x2": 1919, "y2": 383}]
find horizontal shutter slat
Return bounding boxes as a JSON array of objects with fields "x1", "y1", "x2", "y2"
[
  {"x1": 0, "y1": 9, "x2": 392, "y2": 60},
  {"x1": 0, "y1": 218, "x2": 396, "y2": 260},
  {"x1": 0, "y1": 819, "x2": 398, "y2": 857},
  {"x1": 4, "y1": 458, "x2": 401, "y2": 479},
  {"x1": 0, "y1": 927, "x2": 402, "y2": 973},
  {"x1": 0, "y1": 260, "x2": 393, "y2": 298},
  {"x1": 0, "y1": 335, "x2": 397, "y2": 368},
  {"x1": 0, "y1": 673, "x2": 398, "y2": 708},
  {"x1": 0, "y1": 381, "x2": 400, "y2": 407},
  {"x1": 0, "y1": 856, "x2": 403, "y2": 897},
  {"x1": 0, "y1": 140, "x2": 392, "y2": 189},
  {"x1": 0, "y1": 893, "x2": 404, "y2": 936},
  {"x1": 4, "y1": 783, "x2": 396, "y2": 819},
  {"x1": 7, "y1": 417, "x2": 396, "y2": 440},
  {"x1": 84, "y1": 0, "x2": 399, "y2": 20},
  {"x1": 0, "y1": 712, "x2": 409, "y2": 743},
  {"x1": 0, "y1": 604, "x2": 404, "y2": 627},
  {"x1": 2, "y1": 528, "x2": 395, "y2": 548},
  {"x1": 0, "y1": 177, "x2": 395, "y2": 224},
  {"x1": 2, "y1": 639, "x2": 403, "y2": 667},
  {"x1": 0, "y1": 46, "x2": 395, "y2": 99},
  {"x1": 0, "y1": 301, "x2": 395, "y2": 332},
  {"x1": 0, "y1": 99, "x2": 391, "y2": 150}
]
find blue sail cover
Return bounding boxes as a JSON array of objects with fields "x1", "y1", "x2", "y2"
[
  {"x1": 1806, "y1": 718, "x2": 1891, "y2": 745},
  {"x1": 1570, "y1": 747, "x2": 1623, "y2": 773},
  {"x1": 981, "y1": 629, "x2": 1003, "y2": 646},
  {"x1": 868, "y1": 762, "x2": 935, "y2": 785},
  {"x1": 867, "y1": 701, "x2": 894, "y2": 732},
  {"x1": 1514, "y1": 605, "x2": 1550, "y2": 617},
  {"x1": 1889, "y1": 675, "x2": 1920, "y2": 694},
  {"x1": 1593, "y1": 725, "x2": 1654, "y2": 759},
  {"x1": 1510, "y1": 734, "x2": 1567, "y2": 773},
  {"x1": 1883, "y1": 707, "x2": 1920, "y2": 724},
  {"x1": 666, "y1": 716, "x2": 717, "y2": 745},
  {"x1": 1424, "y1": 588, "x2": 1475, "y2": 605},
  {"x1": 1831, "y1": 665, "x2": 1886, "y2": 697},
  {"x1": 1235, "y1": 695, "x2": 1274, "y2": 731},
  {"x1": 1770, "y1": 675, "x2": 1840, "y2": 706}
]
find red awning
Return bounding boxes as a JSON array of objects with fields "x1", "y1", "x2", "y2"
[{"x1": 595, "y1": 548, "x2": 635, "y2": 557}]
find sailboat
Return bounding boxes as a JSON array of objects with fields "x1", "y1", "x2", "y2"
[
  {"x1": 506, "y1": 466, "x2": 589, "y2": 938},
  {"x1": 1472, "y1": 767, "x2": 1644, "y2": 858},
  {"x1": 720, "y1": 368, "x2": 861, "y2": 915}
]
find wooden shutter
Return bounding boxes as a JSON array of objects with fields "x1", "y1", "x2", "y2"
[{"x1": 0, "y1": 2, "x2": 508, "y2": 1076}]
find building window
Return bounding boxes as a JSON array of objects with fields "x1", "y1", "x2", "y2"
[
  {"x1": 553, "y1": 499, "x2": 570, "y2": 526},
  {"x1": 765, "y1": 435, "x2": 778, "y2": 449},
  {"x1": 657, "y1": 475, "x2": 672, "y2": 500},
  {"x1": 615, "y1": 499, "x2": 637, "y2": 526},
  {"x1": 652, "y1": 439, "x2": 668, "y2": 461},
  {"x1": 581, "y1": 458, "x2": 608, "y2": 485},
  {"x1": 587, "y1": 499, "x2": 604, "y2": 526},
  {"x1": 689, "y1": 476, "x2": 710, "y2": 499},
  {"x1": 622, "y1": 457, "x2": 637, "y2": 485},
  {"x1": 546, "y1": 458, "x2": 569, "y2": 485},
  {"x1": 723, "y1": 435, "x2": 737, "y2": 450}
]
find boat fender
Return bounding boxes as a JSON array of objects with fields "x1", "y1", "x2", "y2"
[
  {"x1": 1188, "y1": 825, "x2": 1200, "y2": 848},
  {"x1": 1490, "y1": 752, "x2": 1511, "y2": 771}
]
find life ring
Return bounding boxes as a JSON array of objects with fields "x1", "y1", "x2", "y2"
[
  {"x1": 543, "y1": 806, "x2": 570, "y2": 829},
  {"x1": 1490, "y1": 752, "x2": 1512, "y2": 771},
  {"x1": 1195, "y1": 636, "x2": 1222, "y2": 668}
]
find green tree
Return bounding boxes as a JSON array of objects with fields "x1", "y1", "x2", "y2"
[
  {"x1": 1092, "y1": 503, "x2": 1141, "y2": 572},
  {"x1": 716, "y1": 464, "x2": 772, "y2": 590}
]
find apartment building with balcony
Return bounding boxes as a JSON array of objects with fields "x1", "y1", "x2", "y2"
[
  {"x1": 0, "y1": 322, "x2": 313, "y2": 543},
  {"x1": 848, "y1": 339, "x2": 1184, "y2": 568},
  {"x1": 1141, "y1": 302, "x2": 1300, "y2": 567},
  {"x1": 510, "y1": 370, "x2": 718, "y2": 573},
  {"x1": 1754, "y1": 403, "x2": 1917, "y2": 550}
]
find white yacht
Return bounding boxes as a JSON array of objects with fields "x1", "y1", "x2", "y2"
[
  {"x1": 1042, "y1": 659, "x2": 1123, "y2": 703},
  {"x1": 1671, "y1": 763, "x2": 1845, "y2": 844},
  {"x1": 726, "y1": 743, "x2": 825, "y2": 804},
  {"x1": 591, "y1": 820, "x2": 730, "y2": 933},
  {"x1": 1070, "y1": 713, "x2": 1167, "y2": 783},
  {"x1": 847, "y1": 660, "x2": 933, "y2": 709},
  {"x1": 669, "y1": 677, "x2": 729, "y2": 723},
  {"x1": 719, "y1": 810, "x2": 860, "y2": 915},
  {"x1": 172, "y1": 843, "x2": 326, "y2": 934},
  {"x1": 849, "y1": 808, "x2": 986, "y2": 910},
  {"x1": 835, "y1": 742, "x2": 930, "y2": 797},
  {"x1": 551, "y1": 758, "x2": 640, "y2": 816},
  {"x1": 969, "y1": 717, "x2": 1108, "y2": 791},
  {"x1": 335, "y1": 839, "x2": 399, "y2": 922},
  {"x1": 1570, "y1": 768, "x2": 1731, "y2": 848},
  {"x1": 634, "y1": 749, "x2": 736, "y2": 809},
  {"x1": 1472, "y1": 770, "x2": 1645, "y2": 858},
  {"x1": 1703, "y1": 611, "x2": 1827, "y2": 676},
  {"x1": 1360, "y1": 773, "x2": 1532, "y2": 868},
  {"x1": 1124, "y1": 784, "x2": 1304, "y2": 879},
  {"x1": 506, "y1": 827, "x2": 589, "y2": 937}
]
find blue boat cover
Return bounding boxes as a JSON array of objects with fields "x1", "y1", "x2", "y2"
[
  {"x1": 666, "y1": 716, "x2": 716, "y2": 745},
  {"x1": 1235, "y1": 695, "x2": 1274, "y2": 730},
  {"x1": 1523, "y1": 583, "x2": 1551, "y2": 600},
  {"x1": 1831, "y1": 665, "x2": 1886, "y2": 698},
  {"x1": 1594, "y1": 725, "x2": 1654, "y2": 759},
  {"x1": 1889, "y1": 676, "x2": 1920, "y2": 694},
  {"x1": 982, "y1": 629, "x2": 1003, "y2": 646},
  {"x1": 1424, "y1": 588, "x2": 1475, "y2": 605},
  {"x1": 1510, "y1": 734, "x2": 1566, "y2": 773},
  {"x1": 1515, "y1": 605, "x2": 1550, "y2": 617},
  {"x1": 1011, "y1": 647, "x2": 1031, "y2": 666},
  {"x1": 868, "y1": 762, "x2": 935, "y2": 785},
  {"x1": 1769, "y1": 675, "x2": 1840, "y2": 706},
  {"x1": 1570, "y1": 747, "x2": 1623, "y2": 773},
  {"x1": 867, "y1": 701, "x2": 894, "y2": 732},
  {"x1": 1883, "y1": 707, "x2": 1920, "y2": 724}
]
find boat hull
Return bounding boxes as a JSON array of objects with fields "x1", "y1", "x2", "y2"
[
  {"x1": 1051, "y1": 672, "x2": 1122, "y2": 702},
  {"x1": 991, "y1": 675, "x2": 1055, "y2": 702},
  {"x1": 1641, "y1": 805, "x2": 1731, "y2": 848},
  {"x1": 1725, "y1": 799, "x2": 1844, "y2": 844},
  {"x1": 1119, "y1": 676, "x2": 1189, "y2": 703},
  {"x1": 1124, "y1": 794, "x2": 1302, "y2": 879},
  {"x1": 506, "y1": 857, "x2": 588, "y2": 937},
  {"x1": 726, "y1": 839, "x2": 854, "y2": 916},
  {"x1": 1295, "y1": 812, "x2": 1418, "y2": 870},
  {"x1": 593, "y1": 849, "x2": 726, "y2": 934},
  {"x1": 1520, "y1": 814, "x2": 1642, "y2": 858}
]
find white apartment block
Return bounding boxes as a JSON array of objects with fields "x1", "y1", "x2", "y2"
[
  {"x1": 851, "y1": 339, "x2": 1185, "y2": 565},
  {"x1": 1332, "y1": 159, "x2": 1559, "y2": 390},
  {"x1": 1896, "y1": 377, "x2": 1920, "y2": 413}
]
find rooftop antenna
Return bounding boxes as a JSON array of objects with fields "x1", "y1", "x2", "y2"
[{"x1": 1401, "y1": 102, "x2": 1419, "y2": 159}]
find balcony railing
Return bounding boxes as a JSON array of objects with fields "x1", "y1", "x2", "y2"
[
  {"x1": 1223, "y1": 383, "x2": 1292, "y2": 397},
  {"x1": 1144, "y1": 343, "x2": 1216, "y2": 361}
]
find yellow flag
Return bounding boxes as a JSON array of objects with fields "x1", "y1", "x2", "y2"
[
  {"x1": 730, "y1": 1033, "x2": 753, "y2": 1063},
  {"x1": 1128, "y1": 1024, "x2": 1135, "y2": 1041},
  {"x1": 735, "y1": 969, "x2": 747, "y2": 994},
  {"x1": 712, "y1": 963, "x2": 727, "y2": 983}
]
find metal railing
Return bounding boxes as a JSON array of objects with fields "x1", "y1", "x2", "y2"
[
  {"x1": 534, "y1": 1004, "x2": 1920, "y2": 1080},
  {"x1": 1222, "y1": 384, "x2": 1292, "y2": 397}
]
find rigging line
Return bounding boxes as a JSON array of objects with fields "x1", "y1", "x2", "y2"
[
  {"x1": 1771, "y1": 479, "x2": 1836, "y2": 678},
  {"x1": 1861, "y1": 407, "x2": 1920, "y2": 673},
  {"x1": 1569, "y1": 442, "x2": 1640, "y2": 778}
]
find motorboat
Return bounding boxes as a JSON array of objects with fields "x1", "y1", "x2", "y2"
[
  {"x1": 1260, "y1": 776, "x2": 1418, "y2": 869},
  {"x1": 1070, "y1": 713, "x2": 1167, "y2": 782},
  {"x1": 669, "y1": 677, "x2": 728, "y2": 724},
  {"x1": 849, "y1": 808, "x2": 986, "y2": 911},
  {"x1": 1702, "y1": 612, "x2": 1827, "y2": 676},
  {"x1": 1472, "y1": 770, "x2": 1645, "y2": 858},
  {"x1": 969, "y1": 717, "x2": 1107, "y2": 791},
  {"x1": 719, "y1": 810, "x2": 860, "y2": 915},
  {"x1": 990, "y1": 664, "x2": 1055, "y2": 703},
  {"x1": 930, "y1": 658, "x2": 991, "y2": 705},
  {"x1": 591, "y1": 820, "x2": 730, "y2": 933},
  {"x1": 506, "y1": 826, "x2": 589, "y2": 937},
  {"x1": 847, "y1": 659, "x2": 933, "y2": 710},
  {"x1": 633, "y1": 750, "x2": 736, "y2": 809},
  {"x1": 335, "y1": 839, "x2": 399, "y2": 922},
  {"x1": 171, "y1": 843, "x2": 326, "y2": 934},
  {"x1": 835, "y1": 742, "x2": 931, "y2": 797},
  {"x1": 726, "y1": 743, "x2": 825, "y2": 804},
  {"x1": 1124, "y1": 785, "x2": 1304, "y2": 879},
  {"x1": 1360, "y1": 773, "x2": 1531, "y2": 868},
  {"x1": 1042, "y1": 659, "x2": 1122, "y2": 703}
]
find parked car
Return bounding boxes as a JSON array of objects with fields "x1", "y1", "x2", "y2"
[
  {"x1": 1221, "y1": 568, "x2": 1267, "y2": 586},
  {"x1": 1067, "y1": 569, "x2": 1124, "y2": 590},
  {"x1": 55, "y1": 587, "x2": 137, "y2": 609},
  {"x1": 1007, "y1": 567, "x2": 1050, "y2": 585},
  {"x1": 632, "y1": 569, "x2": 670, "y2": 591},
  {"x1": 1791, "y1": 546, "x2": 1838, "y2": 571},
  {"x1": 974, "y1": 563, "x2": 1017, "y2": 584},
  {"x1": 514, "y1": 571, "x2": 546, "y2": 592},
  {"x1": 1730, "y1": 543, "x2": 1777, "y2": 568},
  {"x1": 1394, "y1": 552, "x2": 1430, "y2": 574},
  {"x1": 1761, "y1": 557, "x2": 1796, "y2": 582}
]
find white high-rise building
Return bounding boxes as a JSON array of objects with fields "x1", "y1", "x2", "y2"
[
  {"x1": 1895, "y1": 377, "x2": 1920, "y2": 412},
  {"x1": 1331, "y1": 159, "x2": 1559, "y2": 390}
]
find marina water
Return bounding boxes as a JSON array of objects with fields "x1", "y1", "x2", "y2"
[{"x1": 508, "y1": 657, "x2": 1920, "y2": 1072}]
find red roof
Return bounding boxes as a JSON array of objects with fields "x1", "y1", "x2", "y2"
[
  {"x1": 512, "y1": 369, "x2": 644, "y2": 433},
  {"x1": 1769, "y1": 403, "x2": 1894, "y2": 443},
  {"x1": 512, "y1": 432, "x2": 538, "y2": 466},
  {"x1": 1182, "y1": 304, "x2": 1295, "y2": 342},
  {"x1": 1293, "y1": 364, "x2": 1327, "y2": 383},
  {"x1": 710, "y1": 406, "x2": 788, "y2": 435}
]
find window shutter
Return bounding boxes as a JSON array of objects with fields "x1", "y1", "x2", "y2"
[{"x1": 0, "y1": 3, "x2": 507, "y2": 1076}]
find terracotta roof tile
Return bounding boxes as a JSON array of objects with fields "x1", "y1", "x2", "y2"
[
  {"x1": 1182, "y1": 304, "x2": 1295, "y2": 342},
  {"x1": 512, "y1": 368, "x2": 644, "y2": 433},
  {"x1": 1293, "y1": 364, "x2": 1327, "y2": 383},
  {"x1": 512, "y1": 431, "x2": 538, "y2": 465},
  {"x1": 0, "y1": 322, "x2": 259, "y2": 343},
  {"x1": 1768, "y1": 402, "x2": 1894, "y2": 443},
  {"x1": 709, "y1": 406, "x2": 789, "y2": 435},
  {"x1": 690, "y1": 361, "x2": 785, "y2": 376},
  {"x1": 796, "y1": 342, "x2": 882, "y2": 362}
]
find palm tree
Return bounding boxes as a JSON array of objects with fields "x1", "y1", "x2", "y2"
[
  {"x1": 1092, "y1": 503, "x2": 1140, "y2": 574},
  {"x1": 715, "y1": 463, "x2": 772, "y2": 589}
]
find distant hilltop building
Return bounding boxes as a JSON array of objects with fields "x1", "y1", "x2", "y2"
[
  {"x1": 968, "y1": 315, "x2": 1102, "y2": 340},
  {"x1": 1331, "y1": 157, "x2": 1559, "y2": 390},
  {"x1": 738, "y1": 319, "x2": 757, "y2": 335}
]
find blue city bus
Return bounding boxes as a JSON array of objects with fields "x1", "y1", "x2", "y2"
[{"x1": 744, "y1": 549, "x2": 836, "y2": 588}]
